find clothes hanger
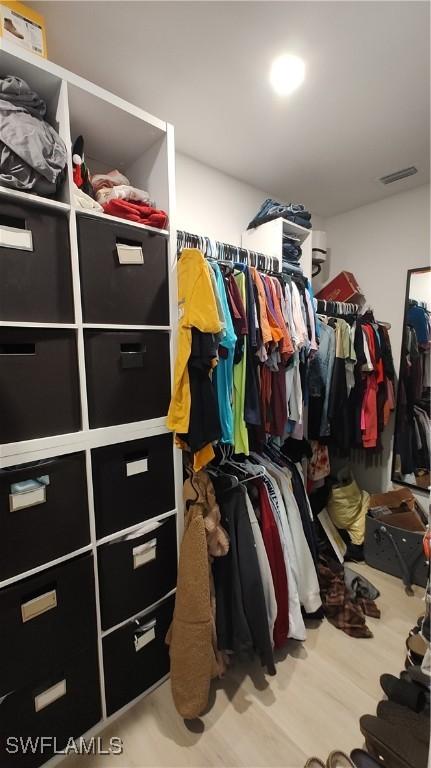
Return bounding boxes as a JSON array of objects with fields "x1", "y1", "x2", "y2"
[
  {"x1": 206, "y1": 464, "x2": 239, "y2": 489},
  {"x1": 223, "y1": 457, "x2": 266, "y2": 484},
  {"x1": 261, "y1": 441, "x2": 286, "y2": 467}
]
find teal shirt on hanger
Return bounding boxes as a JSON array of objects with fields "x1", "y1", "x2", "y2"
[{"x1": 210, "y1": 261, "x2": 237, "y2": 444}]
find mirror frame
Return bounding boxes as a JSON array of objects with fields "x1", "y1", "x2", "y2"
[{"x1": 391, "y1": 265, "x2": 430, "y2": 493}]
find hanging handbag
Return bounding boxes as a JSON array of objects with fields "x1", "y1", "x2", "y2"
[{"x1": 364, "y1": 504, "x2": 429, "y2": 590}]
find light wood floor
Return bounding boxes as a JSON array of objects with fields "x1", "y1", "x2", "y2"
[{"x1": 65, "y1": 565, "x2": 424, "y2": 768}]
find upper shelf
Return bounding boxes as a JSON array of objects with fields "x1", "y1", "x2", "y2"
[
  {"x1": 0, "y1": 39, "x2": 172, "y2": 214},
  {"x1": 67, "y1": 82, "x2": 165, "y2": 174},
  {"x1": 242, "y1": 215, "x2": 312, "y2": 262},
  {"x1": 281, "y1": 218, "x2": 312, "y2": 243},
  {"x1": 0, "y1": 39, "x2": 167, "y2": 134}
]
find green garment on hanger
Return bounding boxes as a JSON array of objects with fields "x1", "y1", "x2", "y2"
[{"x1": 233, "y1": 270, "x2": 249, "y2": 455}]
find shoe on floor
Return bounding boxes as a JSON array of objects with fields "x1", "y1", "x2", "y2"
[
  {"x1": 350, "y1": 748, "x2": 384, "y2": 768},
  {"x1": 304, "y1": 759, "x2": 326, "y2": 768},
  {"x1": 401, "y1": 665, "x2": 431, "y2": 690},
  {"x1": 326, "y1": 751, "x2": 355, "y2": 768},
  {"x1": 380, "y1": 672, "x2": 427, "y2": 712},
  {"x1": 376, "y1": 700, "x2": 429, "y2": 742},
  {"x1": 360, "y1": 713, "x2": 429, "y2": 768},
  {"x1": 406, "y1": 631, "x2": 427, "y2": 659}
]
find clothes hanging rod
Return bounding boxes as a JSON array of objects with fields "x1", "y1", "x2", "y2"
[
  {"x1": 316, "y1": 298, "x2": 361, "y2": 315},
  {"x1": 176, "y1": 229, "x2": 281, "y2": 274},
  {"x1": 315, "y1": 299, "x2": 391, "y2": 328}
]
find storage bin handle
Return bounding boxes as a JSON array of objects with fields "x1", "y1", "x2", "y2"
[
  {"x1": 9, "y1": 479, "x2": 47, "y2": 513},
  {"x1": 0, "y1": 215, "x2": 33, "y2": 252},
  {"x1": 120, "y1": 343, "x2": 145, "y2": 369},
  {"x1": 34, "y1": 679, "x2": 66, "y2": 712},
  {"x1": 126, "y1": 455, "x2": 149, "y2": 477},
  {"x1": 132, "y1": 538, "x2": 157, "y2": 569},
  {"x1": 116, "y1": 240, "x2": 144, "y2": 265},
  {"x1": 21, "y1": 588, "x2": 57, "y2": 623},
  {"x1": 133, "y1": 617, "x2": 156, "y2": 652}
]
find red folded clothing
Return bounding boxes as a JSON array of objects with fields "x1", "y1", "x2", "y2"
[{"x1": 103, "y1": 198, "x2": 168, "y2": 229}]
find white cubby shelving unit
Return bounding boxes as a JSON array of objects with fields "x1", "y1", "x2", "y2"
[
  {"x1": 0, "y1": 38, "x2": 182, "y2": 767},
  {"x1": 242, "y1": 216, "x2": 313, "y2": 280}
]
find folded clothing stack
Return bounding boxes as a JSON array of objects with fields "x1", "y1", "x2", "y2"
[
  {"x1": 283, "y1": 235, "x2": 302, "y2": 263},
  {"x1": 91, "y1": 169, "x2": 150, "y2": 205},
  {"x1": 103, "y1": 198, "x2": 168, "y2": 229},
  {"x1": 91, "y1": 169, "x2": 168, "y2": 229},
  {"x1": 282, "y1": 234, "x2": 303, "y2": 275},
  {"x1": 282, "y1": 261, "x2": 304, "y2": 278},
  {"x1": 0, "y1": 75, "x2": 67, "y2": 196},
  {"x1": 247, "y1": 198, "x2": 312, "y2": 230}
]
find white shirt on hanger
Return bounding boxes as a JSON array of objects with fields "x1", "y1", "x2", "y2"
[
  {"x1": 263, "y1": 461, "x2": 322, "y2": 614},
  {"x1": 248, "y1": 455, "x2": 307, "y2": 641}
]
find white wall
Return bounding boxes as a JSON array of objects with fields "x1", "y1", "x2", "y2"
[
  {"x1": 319, "y1": 183, "x2": 430, "y2": 493},
  {"x1": 176, "y1": 151, "x2": 325, "y2": 246},
  {"x1": 323, "y1": 184, "x2": 430, "y2": 370},
  {"x1": 175, "y1": 152, "x2": 271, "y2": 245}
]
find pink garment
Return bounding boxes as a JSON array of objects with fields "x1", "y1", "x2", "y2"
[
  {"x1": 361, "y1": 375, "x2": 378, "y2": 447},
  {"x1": 361, "y1": 325, "x2": 378, "y2": 448},
  {"x1": 290, "y1": 282, "x2": 308, "y2": 349}
]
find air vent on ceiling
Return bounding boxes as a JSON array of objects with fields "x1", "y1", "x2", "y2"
[{"x1": 379, "y1": 166, "x2": 418, "y2": 185}]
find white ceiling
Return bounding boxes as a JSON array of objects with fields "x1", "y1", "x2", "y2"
[{"x1": 32, "y1": 0, "x2": 429, "y2": 216}]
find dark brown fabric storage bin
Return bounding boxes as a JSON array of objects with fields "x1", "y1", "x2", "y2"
[
  {"x1": 92, "y1": 433, "x2": 175, "y2": 538},
  {"x1": 77, "y1": 213, "x2": 169, "y2": 325},
  {"x1": 0, "y1": 645, "x2": 101, "y2": 768},
  {"x1": 0, "y1": 453, "x2": 90, "y2": 581},
  {"x1": 0, "y1": 553, "x2": 97, "y2": 697},
  {"x1": 0, "y1": 327, "x2": 81, "y2": 444},
  {"x1": 98, "y1": 514, "x2": 177, "y2": 630},
  {"x1": 84, "y1": 329, "x2": 171, "y2": 429},
  {"x1": 0, "y1": 197, "x2": 74, "y2": 323},
  {"x1": 103, "y1": 594, "x2": 174, "y2": 716}
]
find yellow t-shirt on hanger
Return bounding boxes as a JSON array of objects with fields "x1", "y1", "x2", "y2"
[{"x1": 167, "y1": 248, "x2": 222, "y2": 467}]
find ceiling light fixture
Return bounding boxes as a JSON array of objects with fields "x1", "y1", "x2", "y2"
[{"x1": 270, "y1": 54, "x2": 305, "y2": 96}]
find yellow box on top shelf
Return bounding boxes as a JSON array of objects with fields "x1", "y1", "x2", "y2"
[{"x1": 0, "y1": 1, "x2": 47, "y2": 57}]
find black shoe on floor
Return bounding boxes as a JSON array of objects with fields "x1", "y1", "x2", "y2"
[
  {"x1": 350, "y1": 749, "x2": 384, "y2": 768},
  {"x1": 380, "y1": 672, "x2": 427, "y2": 712}
]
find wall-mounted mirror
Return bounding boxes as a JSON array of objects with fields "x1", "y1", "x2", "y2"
[{"x1": 392, "y1": 267, "x2": 430, "y2": 491}]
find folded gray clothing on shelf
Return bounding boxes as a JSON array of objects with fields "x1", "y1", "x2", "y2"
[
  {"x1": 0, "y1": 75, "x2": 47, "y2": 118},
  {"x1": 0, "y1": 100, "x2": 67, "y2": 194}
]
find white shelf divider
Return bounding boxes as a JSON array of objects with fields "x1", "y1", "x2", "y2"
[
  {"x1": 0, "y1": 186, "x2": 70, "y2": 211},
  {"x1": 0, "y1": 544, "x2": 93, "y2": 591},
  {"x1": 75, "y1": 207, "x2": 169, "y2": 237}
]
